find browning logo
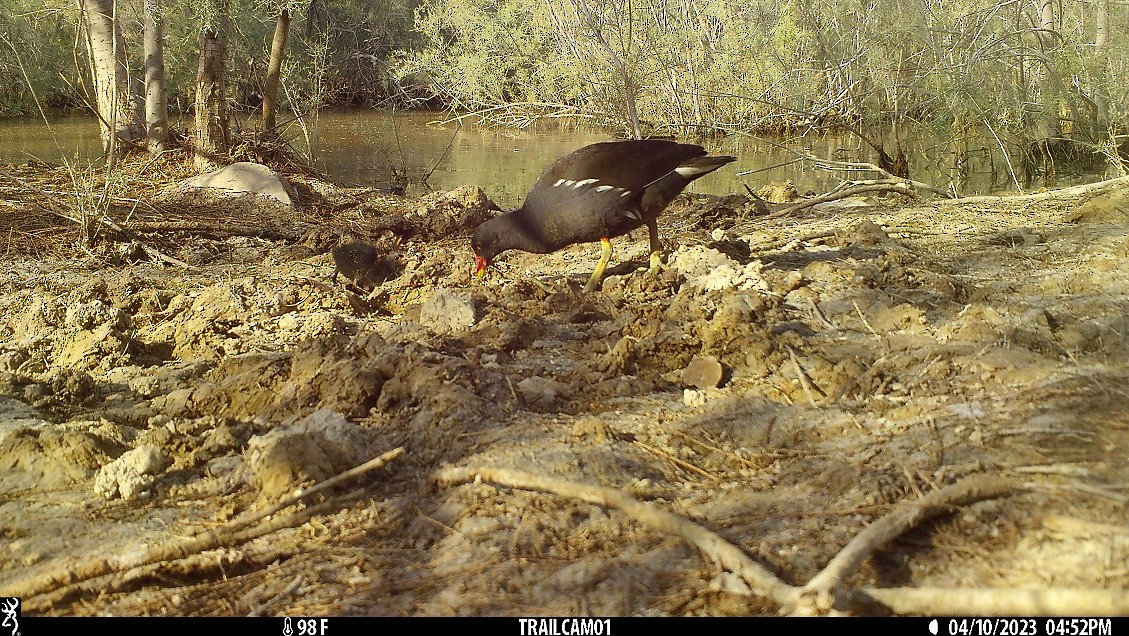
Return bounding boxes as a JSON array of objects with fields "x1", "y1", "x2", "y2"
[{"x1": 0, "y1": 598, "x2": 18, "y2": 636}]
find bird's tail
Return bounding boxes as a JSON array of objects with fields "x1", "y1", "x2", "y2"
[
  {"x1": 674, "y1": 155, "x2": 737, "y2": 178},
  {"x1": 640, "y1": 153, "x2": 738, "y2": 217}
]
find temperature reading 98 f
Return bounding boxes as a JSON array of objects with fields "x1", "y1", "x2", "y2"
[{"x1": 298, "y1": 619, "x2": 329, "y2": 636}]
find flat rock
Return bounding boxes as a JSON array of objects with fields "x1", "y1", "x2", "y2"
[
  {"x1": 419, "y1": 289, "x2": 477, "y2": 334},
  {"x1": 516, "y1": 376, "x2": 572, "y2": 400},
  {"x1": 681, "y1": 355, "x2": 724, "y2": 389},
  {"x1": 1065, "y1": 189, "x2": 1129, "y2": 223},
  {"x1": 243, "y1": 409, "x2": 368, "y2": 504},
  {"x1": 183, "y1": 161, "x2": 294, "y2": 205},
  {"x1": 93, "y1": 444, "x2": 168, "y2": 500}
]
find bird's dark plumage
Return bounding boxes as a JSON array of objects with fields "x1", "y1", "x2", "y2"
[
  {"x1": 472, "y1": 139, "x2": 736, "y2": 291},
  {"x1": 331, "y1": 242, "x2": 403, "y2": 291}
]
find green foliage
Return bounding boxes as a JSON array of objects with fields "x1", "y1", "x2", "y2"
[
  {"x1": 0, "y1": 0, "x2": 1125, "y2": 150},
  {"x1": 396, "y1": 0, "x2": 1128, "y2": 141},
  {"x1": 396, "y1": 0, "x2": 560, "y2": 107},
  {"x1": 0, "y1": 0, "x2": 420, "y2": 117},
  {"x1": 0, "y1": 0, "x2": 82, "y2": 115}
]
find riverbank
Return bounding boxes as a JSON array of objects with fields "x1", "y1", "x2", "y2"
[{"x1": 1, "y1": 160, "x2": 1127, "y2": 615}]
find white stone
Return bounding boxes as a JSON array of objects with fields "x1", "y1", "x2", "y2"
[{"x1": 183, "y1": 162, "x2": 294, "y2": 205}]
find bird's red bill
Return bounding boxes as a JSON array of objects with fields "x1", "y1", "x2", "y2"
[{"x1": 474, "y1": 255, "x2": 487, "y2": 274}]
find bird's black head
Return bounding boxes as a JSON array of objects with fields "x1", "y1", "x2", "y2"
[{"x1": 472, "y1": 219, "x2": 503, "y2": 274}]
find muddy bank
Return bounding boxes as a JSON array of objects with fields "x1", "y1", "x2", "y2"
[{"x1": 0, "y1": 166, "x2": 1127, "y2": 615}]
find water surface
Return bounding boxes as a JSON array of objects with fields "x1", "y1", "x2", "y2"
[{"x1": 0, "y1": 110, "x2": 1105, "y2": 209}]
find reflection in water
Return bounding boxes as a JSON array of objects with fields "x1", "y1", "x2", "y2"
[{"x1": 0, "y1": 110, "x2": 1108, "y2": 207}]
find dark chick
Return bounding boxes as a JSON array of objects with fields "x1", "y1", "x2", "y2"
[
  {"x1": 331, "y1": 242, "x2": 404, "y2": 291},
  {"x1": 472, "y1": 139, "x2": 736, "y2": 292}
]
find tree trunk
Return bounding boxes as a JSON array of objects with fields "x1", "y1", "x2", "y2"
[
  {"x1": 1094, "y1": 0, "x2": 1109, "y2": 132},
  {"x1": 194, "y1": 0, "x2": 230, "y2": 168},
  {"x1": 1037, "y1": 0, "x2": 1062, "y2": 139},
  {"x1": 143, "y1": 0, "x2": 168, "y2": 154},
  {"x1": 77, "y1": 0, "x2": 132, "y2": 164},
  {"x1": 262, "y1": 9, "x2": 291, "y2": 133}
]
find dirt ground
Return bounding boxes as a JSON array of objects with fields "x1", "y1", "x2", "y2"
[{"x1": 0, "y1": 161, "x2": 1127, "y2": 617}]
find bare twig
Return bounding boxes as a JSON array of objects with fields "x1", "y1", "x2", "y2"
[
  {"x1": 770, "y1": 181, "x2": 915, "y2": 217},
  {"x1": 857, "y1": 586, "x2": 1129, "y2": 616},
  {"x1": 787, "y1": 345, "x2": 826, "y2": 405},
  {"x1": 434, "y1": 465, "x2": 799, "y2": 607},
  {"x1": 247, "y1": 574, "x2": 304, "y2": 617},
  {"x1": 421, "y1": 119, "x2": 461, "y2": 186},
  {"x1": 631, "y1": 438, "x2": 719, "y2": 481},
  {"x1": 10, "y1": 447, "x2": 405, "y2": 602},
  {"x1": 799, "y1": 474, "x2": 1027, "y2": 612}
]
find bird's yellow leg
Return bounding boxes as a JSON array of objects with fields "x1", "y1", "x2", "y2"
[
  {"x1": 585, "y1": 237, "x2": 612, "y2": 292},
  {"x1": 646, "y1": 219, "x2": 667, "y2": 272}
]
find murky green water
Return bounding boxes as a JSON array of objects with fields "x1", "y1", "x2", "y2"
[{"x1": 0, "y1": 109, "x2": 1106, "y2": 209}]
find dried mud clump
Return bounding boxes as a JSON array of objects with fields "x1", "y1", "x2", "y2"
[{"x1": 359, "y1": 186, "x2": 500, "y2": 239}]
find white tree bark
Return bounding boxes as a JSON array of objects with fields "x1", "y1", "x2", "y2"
[
  {"x1": 144, "y1": 0, "x2": 168, "y2": 154},
  {"x1": 1094, "y1": 0, "x2": 1109, "y2": 131},
  {"x1": 77, "y1": 0, "x2": 132, "y2": 163}
]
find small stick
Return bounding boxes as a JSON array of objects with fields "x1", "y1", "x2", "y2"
[
  {"x1": 12, "y1": 447, "x2": 404, "y2": 601},
  {"x1": 852, "y1": 299, "x2": 881, "y2": 339},
  {"x1": 799, "y1": 474, "x2": 1027, "y2": 612},
  {"x1": 229, "y1": 447, "x2": 405, "y2": 529},
  {"x1": 808, "y1": 297, "x2": 835, "y2": 329},
  {"x1": 247, "y1": 574, "x2": 304, "y2": 617},
  {"x1": 435, "y1": 465, "x2": 799, "y2": 607},
  {"x1": 857, "y1": 586, "x2": 1129, "y2": 616},
  {"x1": 631, "y1": 438, "x2": 719, "y2": 481},
  {"x1": 787, "y1": 345, "x2": 826, "y2": 406}
]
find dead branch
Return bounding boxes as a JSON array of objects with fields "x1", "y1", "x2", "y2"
[
  {"x1": 123, "y1": 221, "x2": 300, "y2": 242},
  {"x1": 809, "y1": 157, "x2": 954, "y2": 199},
  {"x1": 10, "y1": 447, "x2": 404, "y2": 604},
  {"x1": 798, "y1": 474, "x2": 1028, "y2": 613},
  {"x1": 857, "y1": 586, "x2": 1129, "y2": 616},
  {"x1": 942, "y1": 174, "x2": 1129, "y2": 207},
  {"x1": 762, "y1": 161, "x2": 1129, "y2": 221},
  {"x1": 22, "y1": 493, "x2": 361, "y2": 613},
  {"x1": 755, "y1": 155, "x2": 955, "y2": 219},
  {"x1": 434, "y1": 465, "x2": 800, "y2": 608},
  {"x1": 769, "y1": 181, "x2": 916, "y2": 217},
  {"x1": 232, "y1": 447, "x2": 405, "y2": 529},
  {"x1": 0, "y1": 166, "x2": 83, "y2": 225},
  {"x1": 630, "y1": 438, "x2": 720, "y2": 481},
  {"x1": 787, "y1": 345, "x2": 825, "y2": 405}
]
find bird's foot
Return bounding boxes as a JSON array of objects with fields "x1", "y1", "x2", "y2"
[{"x1": 647, "y1": 251, "x2": 668, "y2": 274}]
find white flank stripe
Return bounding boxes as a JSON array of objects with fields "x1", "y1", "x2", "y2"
[
  {"x1": 595, "y1": 185, "x2": 614, "y2": 192},
  {"x1": 625, "y1": 209, "x2": 641, "y2": 220},
  {"x1": 571, "y1": 178, "x2": 599, "y2": 189},
  {"x1": 619, "y1": 189, "x2": 632, "y2": 198},
  {"x1": 553, "y1": 178, "x2": 567, "y2": 187},
  {"x1": 675, "y1": 165, "x2": 709, "y2": 176}
]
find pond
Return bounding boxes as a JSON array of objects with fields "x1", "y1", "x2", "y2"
[{"x1": 0, "y1": 110, "x2": 1110, "y2": 208}]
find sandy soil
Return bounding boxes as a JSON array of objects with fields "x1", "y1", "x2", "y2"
[{"x1": 0, "y1": 164, "x2": 1127, "y2": 616}]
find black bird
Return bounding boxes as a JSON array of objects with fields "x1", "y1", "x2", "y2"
[
  {"x1": 472, "y1": 139, "x2": 736, "y2": 292},
  {"x1": 331, "y1": 241, "x2": 403, "y2": 291}
]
